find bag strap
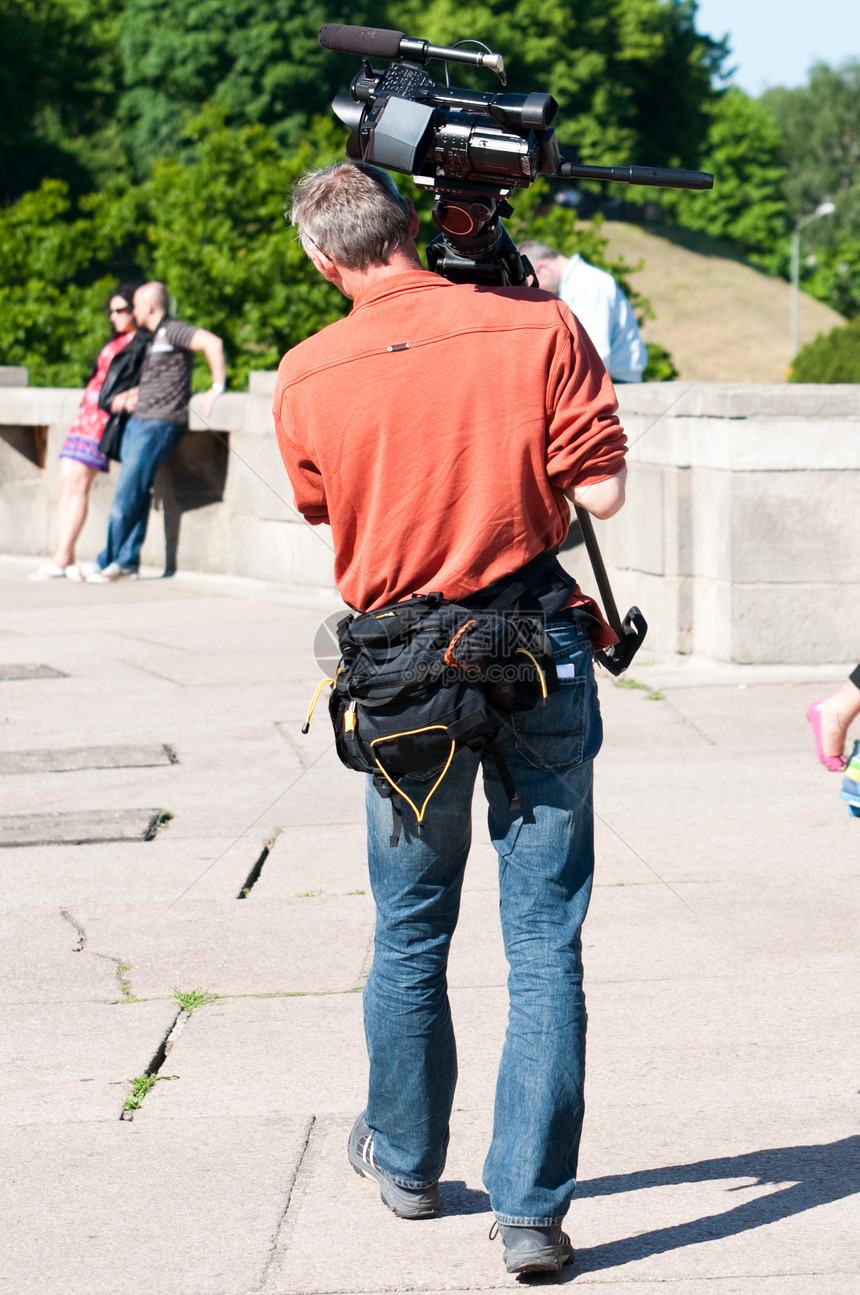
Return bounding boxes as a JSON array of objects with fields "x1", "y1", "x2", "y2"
[
  {"x1": 485, "y1": 741, "x2": 521, "y2": 813},
  {"x1": 461, "y1": 549, "x2": 578, "y2": 618}
]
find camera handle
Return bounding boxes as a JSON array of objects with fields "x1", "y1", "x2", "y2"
[{"x1": 573, "y1": 505, "x2": 647, "y2": 675}]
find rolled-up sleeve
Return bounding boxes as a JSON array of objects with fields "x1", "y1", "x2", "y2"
[{"x1": 545, "y1": 308, "x2": 627, "y2": 490}]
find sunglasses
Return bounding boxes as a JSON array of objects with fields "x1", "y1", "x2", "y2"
[{"x1": 109, "y1": 305, "x2": 132, "y2": 315}]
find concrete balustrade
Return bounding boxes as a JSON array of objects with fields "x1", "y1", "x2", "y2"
[{"x1": 2, "y1": 369, "x2": 858, "y2": 664}]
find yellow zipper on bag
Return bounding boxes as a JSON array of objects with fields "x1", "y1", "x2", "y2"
[
  {"x1": 370, "y1": 725, "x2": 456, "y2": 825},
  {"x1": 516, "y1": 648, "x2": 548, "y2": 699}
]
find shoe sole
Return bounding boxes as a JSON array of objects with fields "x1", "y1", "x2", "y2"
[
  {"x1": 347, "y1": 1124, "x2": 441, "y2": 1219},
  {"x1": 350, "y1": 1160, "x2": 441, "y2": 1218},
  {"x1": 504, "y1": 1247, "x2": 573, "y2": 1274}
]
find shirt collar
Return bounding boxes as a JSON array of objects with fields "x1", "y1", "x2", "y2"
[{"x1": 351, "y1": 269, "x2": 448, "y2": 312}]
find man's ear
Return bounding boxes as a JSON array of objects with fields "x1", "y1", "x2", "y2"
[
  {"x1": 405, "y1": 198, "x2": 420, "y2": 239},
  {"x1": 305, "y1": 243, "x2": 336, "y2": 280}
]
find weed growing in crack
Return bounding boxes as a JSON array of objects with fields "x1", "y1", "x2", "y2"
[
  {"x1": 123, "y1": 1072, "x2": 178, "y2": 1111},
  {"x1": 296, "y1": 890, "x2": 323, "y2": 898},
  {"x1": 116, "y1": 962, "x2": 133, "y2": 999},
  {"x1": 647, "y1": 690, "x2": 665, "y2": 701},
  {"x1": 172, "y1": 987, "x2": 219, "y2": 1011},
  {"x1": 615, "y1": 677, "x2": 648, "y2": 690}
]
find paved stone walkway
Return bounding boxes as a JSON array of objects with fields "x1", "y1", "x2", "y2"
[{"x1": 1, "y1": 555, "x2": 857, "y2": 1294}]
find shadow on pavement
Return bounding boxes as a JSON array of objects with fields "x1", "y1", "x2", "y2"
[
  {"x1": 572, "y1": 1136, "x2": 860, "y2": 1276},
  {"x1": 440, "y1": 1180, "x2": 492, "y2": 1215}
]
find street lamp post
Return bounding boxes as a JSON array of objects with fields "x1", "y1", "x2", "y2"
[{"x1": 790, "y1": 201, "x2": 836, "y2": 358}]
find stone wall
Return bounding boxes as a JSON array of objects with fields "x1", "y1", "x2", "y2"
[
  {"x1": 2, "y1": 373, "x2": 859, "y2": 664},
  {"x1": 595, "y1": 384, "x2": 860, "y2": 664}
]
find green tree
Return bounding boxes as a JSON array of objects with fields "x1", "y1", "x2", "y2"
[
  {"x1": 0, "y1": 113, "x2": 352, "y2": 389},
  {"x1": 122, "y1": 111, "x2": 350, "y2": 387},
  {"x1": 381, "y1": 0, "x2": 726, "y2": 166},
  {"x1": 761, "y1": 61, "x2": 860, "y2": 317},
  {"x1": 657, "y1": 87, "x2": 788, "y2": 270},
  {"x1": 117, "y1": 0, "x2": 370, "y2": 171},
  {"x1": 762, "y1": 61, "x2": 860, "y2": 218},
  {"x1": 0, "y1": 181, "x2": 117, "y2": 384},
  {"x1": 0, "y1": 0, "x2": 120, "y2": 200}
]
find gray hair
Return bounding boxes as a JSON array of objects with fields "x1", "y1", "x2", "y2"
[
  {"x1": 289, "y1": 162, "x2": 412, "y2": 271},
  {"x1": 517, "y1": 241, "x2": 562, "y2": 263}
]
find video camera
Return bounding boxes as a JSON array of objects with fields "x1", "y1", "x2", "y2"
[{"x1": 319, "y1": 23, "x2": 714, "y2": 286}]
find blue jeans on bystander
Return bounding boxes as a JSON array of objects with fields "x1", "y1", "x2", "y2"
[
  {"x1": 362, "y1": 618, "x2": 602, "y2": 1225},
  {"x1": 97, "y1": 416, "x2": 185, "y2": 572}
]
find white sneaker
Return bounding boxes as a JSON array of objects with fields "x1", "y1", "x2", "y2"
[
  {"x1": 86, "y1": 563, "x2": 138, "y2": 583},
  {"x1": 64, "y1": 564, "x2": 83, "y2": 582},
  {"x1": 29, "y1": 563, "x2": 70, "y2": 581}
]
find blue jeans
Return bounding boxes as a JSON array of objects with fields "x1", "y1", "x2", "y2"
[
  {"x1": 362, "y1": 619, "x2": 602, "y2": 1224},
  {"x1": 97, "y1": 417, "x2": 185, "y2": 572}
]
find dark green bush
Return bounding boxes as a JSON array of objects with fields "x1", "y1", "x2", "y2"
[{"x1": 790, "y1": 321, "x2": 860, "y2": 382}]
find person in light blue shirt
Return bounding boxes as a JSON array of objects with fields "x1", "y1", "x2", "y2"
[{"x1": 519, "y1": 241, "x2": 648, "y2": 383}]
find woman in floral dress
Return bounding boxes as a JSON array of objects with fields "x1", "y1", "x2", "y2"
[{"x1": 31, "y1": 284, "x2": 139, "y2": 580}]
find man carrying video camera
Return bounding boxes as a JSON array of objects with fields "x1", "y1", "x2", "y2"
[{"x1": 274, "y1": 160, "x2": 626, "y2": 1276}]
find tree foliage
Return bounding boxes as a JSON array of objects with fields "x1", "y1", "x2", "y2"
[
  {"x1": 387, "y1": 0, "x2": 727, "y2": 166},
  {"x1": 0, "y1": 0, "x2": 120, "y2": 200},
  {"x1": 657, "y1": 87, "x2": 788, "y2": 270},
  {"x1": 762, "y1": 61, "x2": 860, "y2": 219},
  {"x1": 0, "y1": 181, "x2": 117, "y2": 385},
  {"x1": 0, "y1": 114, "x2": 350, "y2": 388},
  {"x1": 761, "y1": 61, "x2": 860, "y2": 316},
  {"x1": 117, "y1": 0, "x2": 366, "y2": 171},
  {"x1": 790, "y1": 320, "x2": 860, "y2": 383}
]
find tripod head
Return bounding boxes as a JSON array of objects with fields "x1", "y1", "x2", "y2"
[{"x1": 320, "y1": 23, "x2": 714, "y2": 285}]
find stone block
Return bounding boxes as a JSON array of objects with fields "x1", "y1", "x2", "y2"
[
  {"x1": 730, "y1": 581, "x2": 860, "y2": 663},
  {"x1": 249, "y1": 370, "x2": 278, "y2": 398},
  {"x1": 0, "y1": 835, "x2": 273, "y2": 909},
  {"x1": 730, "y1": 470, "x2": 860, "y2": 583},
  {"x1": 226, "y1": 514, "x2": 304, "y2": 584},
  {"x1": 0, "y1": 386, "x2": 81, "y2": 426},
  {"x1": 0, "y1": 999, "x2": 179, "y2": 1123},
  {"x1": 0, "y1": 1116, "x2": 312, "y2": 1293},
  {"x1": 223, "y1": 427, "x2": 295, "y2": 521},
  {"x1": 0, "y1": 808, "x2": 165, "y2": 848},
  {"x1": 140, "y1": 994, "x2": 368, "y2": 1121},
  {"x1": 77, "y1": 892, "x2": 375, "y2": 998},
  {"x1": 598, "y1": 461, "x2": 666, "y2": 576}
]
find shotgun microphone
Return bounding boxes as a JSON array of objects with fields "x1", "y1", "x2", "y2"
[{"x1": 318, "y1": 24, "x2": 506, "y2": 77}]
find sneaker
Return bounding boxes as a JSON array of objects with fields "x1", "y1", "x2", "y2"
[
  {"x1": 347, "y1": 1114, "x2": 441, "y2": 1219},
  {"x1": 86, "y1": 563, "x2": 138, "y2": 584},
  {"x1": 29, "y1": 563, "x2": 71, "y2": 581},
  {"x1": 491, "y1": 1221, "x2": 574, "y2": 1274}
]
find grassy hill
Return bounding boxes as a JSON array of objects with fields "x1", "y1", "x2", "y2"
[{"x1": 601, "y1": 222, "x2": 845, "y2": 383}]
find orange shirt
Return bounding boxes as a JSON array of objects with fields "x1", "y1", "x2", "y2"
[{"x1": 274, "y1": 270, "x2": 626, "y2": 613}]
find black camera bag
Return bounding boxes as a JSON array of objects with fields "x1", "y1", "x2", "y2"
[{"x1": 312, "y1": 553, "x2": 581, "y2": 844}]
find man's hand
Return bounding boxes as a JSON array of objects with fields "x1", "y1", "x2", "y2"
[
  {"x1": 111, "y1": 387, "x2": 138, "y2": 414},
  {"x1": 567, "y1": 464, "x2": 627, "y2": 519},
  {"x1": 197, "y1": 388, "x2": 220, "y2": 420}
]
